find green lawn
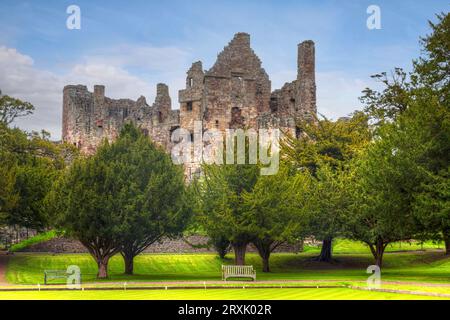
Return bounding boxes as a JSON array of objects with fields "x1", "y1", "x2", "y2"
[
  {"x1": 320, "y1": 238, "x2": 443, "y2": 254},
  {"x1": 0, "y1": 288, "x2": 445, "y2": 300},
  {"x1": 9, "y1": 231, "x2": 58, "y2": 252},
  {"x1": 6, "y1": 239, "x2": 450, "y2": 285}
]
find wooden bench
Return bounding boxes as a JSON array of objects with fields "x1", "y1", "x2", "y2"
[
  {"x1": 44, "y1": 270, "x2": 69, "y2": 285},
  {"x1": 222, "y1": 265, "x2": 256, "y2": 281}
]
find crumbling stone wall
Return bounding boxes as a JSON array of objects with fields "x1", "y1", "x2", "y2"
[
  {"x1": 297, "y1": 40, "x2": 316, "y2": 120},
  {"x1": 201, "y1": 32, "x2": 271, "y2": 132},
  {"x1": 62, "y1": 33, "x2": 317, "y2": 179},
  {"x1": 18, "y1": 235, "x2": 304, "y2": 254},
  {"x1": 63, "y1": 83, "x2": 179, "y2": 154}
]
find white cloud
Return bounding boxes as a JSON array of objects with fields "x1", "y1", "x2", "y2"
[
  {"x1": 84, "y1": 45, "x2": 190, "y2": 72},
  {"x1": 0, "y1": 45, "x2": 190, "y2": 139},
  {"x1": 66, "y1": 64, "x2": 153, "y2": 101},
  {"x1": 316, "y1": 71, "x2": 371, "y2": 119},
  {"x1": 0, "y1": 45, "x2": 373, "y2": 141},
  {"x1": 0, "y1": 46, "x2": 63, "y2": 137},
  {"x1": 74, "y1": 45, "x2": 191, "y2": 101}
]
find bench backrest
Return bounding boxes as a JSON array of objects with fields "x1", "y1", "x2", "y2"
[
  {"x1": 44, "y1": 270, "x2": 68, "y2": 279},
  {"x1": 222, "y1": 265, "x2": 254, "y2": 275}
]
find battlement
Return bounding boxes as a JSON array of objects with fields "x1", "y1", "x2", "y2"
[{"x1": 156, "y1": 83, "x2": 169, "y2": 96}]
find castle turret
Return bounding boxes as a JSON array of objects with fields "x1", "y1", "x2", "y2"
[
  {"x1": 94, "y1": 85, "x2": 105, "y2": 103},
  {"x1": 296, "y1": 40, "x2": 316, "y2": 119},
  {"x1": 185, "y1": 61, "x2": 204, "y2": 89},
  {"x1": 153, "y1": 83, "x2": 171, "y2": 122},
  {"x1": 179, "y1": 61, "x2": 204, "y2": 131},
  {"x1": 62, "y1": 84, "x2": 89, "y2": 145},
  {"x1": 93, "y1": 85, "x2": 105, "y2": 126}
]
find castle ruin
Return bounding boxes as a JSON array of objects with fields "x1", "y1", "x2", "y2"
[{"x1": 62, "y1": 33, "x2": 316, "y2": 179}]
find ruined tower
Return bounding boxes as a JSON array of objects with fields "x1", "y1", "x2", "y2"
[
  {"x1": 296, "y1": 40, "x2": 316, "y2": 119},
  {"x1": 62, "y1": 33, "x2": 317, "y2": 179},
  {"x1": 179, "y1": 61, "x2": 204, "y2": 132},
  {"x1": 202, "y1": 32, "x2": 271, "y2": 131},
  {"x1": 154, "y1": 83, "x2": 171, "y2": 122},
  {"x1": 62, "y1": 83, "x2": 179, "y2": 154}
]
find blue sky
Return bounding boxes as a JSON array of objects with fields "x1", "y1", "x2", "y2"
[{"x1": 0, "y1": 0, "x2": 448, "y2": 139}]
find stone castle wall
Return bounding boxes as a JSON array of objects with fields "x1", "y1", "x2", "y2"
[
  {"x1": 18, "y1": 235, "x2": 304, "y2": 254},
  {"x1": 62, "y1": 33, "x2": 317, "y2": 178}
]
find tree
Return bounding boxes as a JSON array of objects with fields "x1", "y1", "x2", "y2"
[
  {"x1": 0, "y1": 150, "x2": 18, "y2": 222},
  {"x1": 282, "y1": 113, "x2": 370, "y2": 261},
  {"x1": 414, "y1": 168, "x2": 450, "y2": 254},
  {"x1": 0, "y1": 94, "x2": 34, "y2": 125},
  {"x1": 346, "y1": 122, "x2": 419, "y2": 267},
  {"x1": 7, "y1": 162, "x2": 57, "y2": 230},
  {"x1": 47, "y1": 151, "x2": 124, "y2": 278},
  {"x1": 117, "y1": 125, "x2": 189, "y2": 275},
  {"x1": 414, "y1": 12, "x2": 449, "y2": 102},
  {"x1": 403, "y1": 92, "x2": 450, "y2": 253},
  {"x1": 410, "y1": 14, "x2": 450, "y2": 252},
  {"x1": 358, "y1": 13, "x2": 450, "y2": 255},
  {"x1": 209, "y1": 234, "x2": 231, "y2": 259},
  {"x1": 359, "y1": 68, "x2": 412, "y2": 124},
  {"x1": 198, "y1": 162, "x2": 259, "y2": 265},
  {"x1": 243, "y1": 166, "x2": 303, "y2": 272},
  {"x1": 48, "y1": 124, "x2": 190, "y2": 277},
  {"x1": 185, "y1": 180, "x2": 231, "y2": 259},
  {"x1": 0, "y1": 119, "x2": 75, "y2": 231},
  {"x1": 304, "y1": 165, "x2": 351, "y2": 262}
]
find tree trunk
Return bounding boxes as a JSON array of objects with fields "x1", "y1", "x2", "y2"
[
  {"x1": 253, "y1": 239, "x2": 272, "y2": 272},
  {"x1": 443, "y1": 230, "x2": 450, "y2": 255},
  {"x1": 262, "y1": 256, "x2": 270, "y2": 272},
  {"x1": 375, "y1": 240, "x2": 385, "y2": 268},
  {"x1": 369, "y1": 238, "x2": 386, "y2": 268},
  {"x1": 316, "y1": 237, "x2": 333, "y2": 262},
  {"x1": 120, "y1": 246, "x2": 137, "y2": 275},
  {"x1": 123, "y1": 254, "x2": 134, "y2": 275},
  {"x1": 232, "y1": 242, "x2": 247, "y2": 265},
  {"x1": 212, "y1": 235, "x2": 231, "y2": 259},
  {"x1": 96, "y1": 257, "x2": 110, "y2": 279}
]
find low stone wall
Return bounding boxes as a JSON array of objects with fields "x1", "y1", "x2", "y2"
[{"x1": 19, "y1": 235, "x2": 304, "y2": 254}]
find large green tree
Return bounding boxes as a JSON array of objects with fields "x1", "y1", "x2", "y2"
[
  {"x1": 48, "y1": 149, "x2": 124, "y2": 278},
  {"x1": 0, "y1": 147, "x2": 18, "y2": 221},
  {"x1": 411, "y1": 13, "x2": 450, "y2": 252},
  {"x1": 358, "y1": 12, "x2": 450, "y2": 255},
  {"x1": 282, "y1": 113, "x2": 370, "y2": 261},
  {"x1": 414, "y1": 12, "x2": 449, "y2": 102},
  {"x1": 198, "y1": 162, "x2": 259, "y2": 265},
  {"x1": 0, "y1": 103, "x2": 75, "y2": 231},
  {"x1": 346, "y1": 121, "x2": 420, "y2": 267},
  {"x1": 404, "y1": 92, "x2": 450, "y2": 253},
  {"x1": 243, "y1": 166, "x2": 305, "y2": 272},
  {"x1": 304, "y1": 165, "x2": 351, "y2": 262},
  {"x1": 48, "y1": 124, "x2": 190, "y2": 278},
  {"x1": 117, "y1": 125, "x2": 190, "y2": 275}
]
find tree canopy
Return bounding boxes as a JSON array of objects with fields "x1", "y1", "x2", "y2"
[{"x1": 47, "y1": 124, "x2": 190, "y2": 277}]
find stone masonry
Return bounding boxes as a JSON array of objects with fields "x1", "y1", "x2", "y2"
[
  {"x1": 62, "y1": 33, "x2": 317, "y2": 179},
  {"x1": 18, "y1": 235, "x2": 304, "y2": 254}
]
